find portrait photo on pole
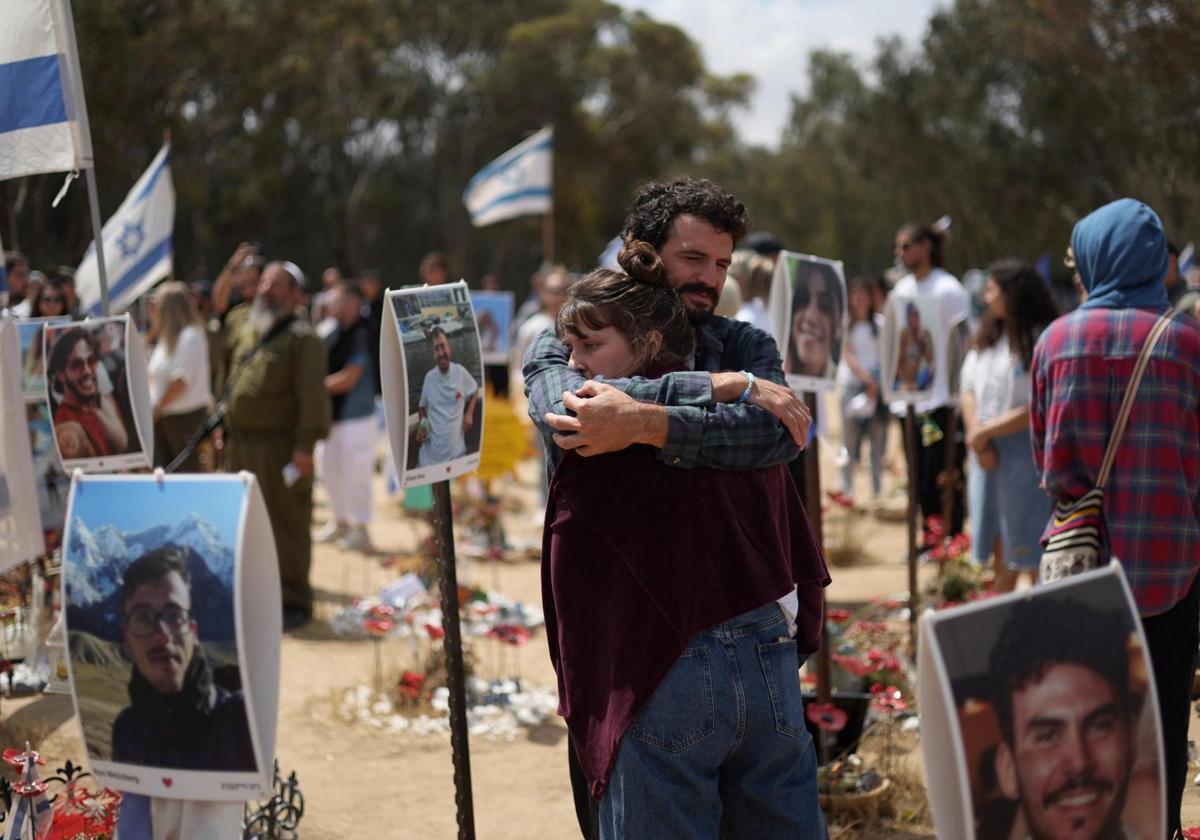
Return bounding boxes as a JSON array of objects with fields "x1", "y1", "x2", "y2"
[
  {"x1": 880, "y1": 293, "x2": 946, "y2": 404},
  {"x1": 918, "y1": 563, "x2": 1164, "y2": 840},
  {"x1": 43, "y1": 315, "x2": 153, "y2": 472},
  {"x1": 767, "y1": 251, "x2": 847, "y2": 394},
  {"x1": 381, "y1": 281, "x2": 484, "y2": 488},
  {"x1": 469, "y1": 290, "x2": 514, "y2": 366},
  {"x1": 19, "y1": 317, "x2": 70, "y2": 401},
  {"x1": 0, "y1": 317, "x2": 45, "y2": 571},
  {"x1": 62, "y1": 474, "x2": 281, "y2": 800}
]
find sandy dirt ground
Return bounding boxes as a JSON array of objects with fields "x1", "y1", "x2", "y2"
[{"x1": 9, "y1": 415, "x2": 1200, "y2": 839}]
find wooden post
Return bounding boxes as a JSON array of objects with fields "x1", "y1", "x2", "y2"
[
  {"x1": 431, "y1": 480, "x2": 476, "y2": 840},
  {"x1": 805, "y1": 393, "x2": 832, "y2": 765},
  {"x1": 940, "y1": 405, "x2": 960, "y2": 536},
  {"x1": 904, "y1": 406, "x2": 920, "y2": 655},
  {"x1": 83, "y1": 167, "x2": 110, "y2": 315}
]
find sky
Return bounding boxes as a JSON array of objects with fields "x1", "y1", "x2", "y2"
[
  {"x1": 613, "y1": 0, "x2": 944, "y2": 148},
  {"x1": 70, "y1": 476, "x2": 242, "y2": 549}
]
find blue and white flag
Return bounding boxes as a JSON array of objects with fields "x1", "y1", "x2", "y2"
[
  {"x1": 75, "y1": 142, "x2": 174, "y2": 314},
  {"x1": 0, "y1": 0, "x2": 94, "y2": 181},
  {"x1": 1180, "y1": 242, "x2": 1194, "y2": 280},
  {"x1": 463, "y1": 126, "x2": 552, "y2": 227}
]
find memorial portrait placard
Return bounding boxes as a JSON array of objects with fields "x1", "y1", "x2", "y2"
[
  {"x1": 43, "y1": 314, "x2": 153, "y2": 472},
  {"x1": 880, "y1": 292, "x2": 947, "y2": 404},
  {"x1": 381, "y1": 282, "x2": 485, "y2": 488},
  {"x1": 919, "y1": 563, "x2": 1164, "y2": 840},
  {"x1": 766, "y1": 251, "x2": 847, "y2": 394},
  {"x1": 469, "y1": 290, "x2": 515, "y2": 366},
  {"x1": 62, "y1": 473, "x2": 281, "y2": 801}
]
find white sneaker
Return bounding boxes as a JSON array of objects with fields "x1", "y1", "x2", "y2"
[
  {"x1": 314, "y1": 520, "x2": 347, "y2": 543},
  {"x1": 339, "y1": 525, "x2": 374, "y2": 553}
]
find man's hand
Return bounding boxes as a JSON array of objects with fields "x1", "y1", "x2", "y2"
[
  {"x1": 544, "y1": 380, "x2": 666, "y2": 456},
  {"x1": 462, "y1": 411, "x2": 474, "y2": 433},
  {"x1": 748, "y1": 379, "x2": 811, "y2": 448},
  {"x1": 709, "y1": 372, "x2": 811, "y2": 447},
  {"x1": 290, "y1": 450, "x2": 314, "y2": 478}
]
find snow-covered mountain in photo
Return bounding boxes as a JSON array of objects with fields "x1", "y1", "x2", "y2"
[{"x1": 66, "y1": 513, "x2": 238, "y2": 642}]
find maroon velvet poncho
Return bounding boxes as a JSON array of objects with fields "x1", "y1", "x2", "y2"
[{"x1": 542, "y1": 445, "x2": 830, "y2": 800}]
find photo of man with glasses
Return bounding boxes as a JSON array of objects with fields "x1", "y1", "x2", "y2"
[
  {"x1": 111, "y1": 547, "x2": 256, "y2": 772},
  {"x1": 46, "y1": 325, "x2": 132, "y2": 460}
]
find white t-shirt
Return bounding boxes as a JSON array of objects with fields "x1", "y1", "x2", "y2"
[
  {"x1": 147, "y1": 324, "x2": 212, "y2": 415},
  {"x1": 418, "y1": 361, "x2": 479, "y2": 466},
  {"x1": 959, "y1": 334, "x2": 1030, "y2": 424},
  {"x1": 891, "y1": 268, "x2": 969, "y2": 412},
  {"x1": 837, "y1": 316, "x2": 883, "y2": 386},
  {"x1": 511, "y1": 312, "x2": 554, "y2": 381},
  {"x1": 734, "y1": 298, "x2": 771, "y2": 333}
]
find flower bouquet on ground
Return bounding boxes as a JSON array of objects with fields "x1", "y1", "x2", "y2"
[{"x1": 810, "y1": 601, "x2": 918, "y2": 820}]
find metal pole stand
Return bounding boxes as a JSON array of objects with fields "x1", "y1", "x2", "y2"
[
  {"x1": 431, "y1": 480, "x2": 476, "y2": 840},
  {"x1": 903, "y1": 406, "x2": 920, "y2": 655},
  {"x1": 803, "y1": 394, "x2": 831, "y2": 765}
]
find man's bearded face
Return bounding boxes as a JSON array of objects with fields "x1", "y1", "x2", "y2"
[
  {"x1": 658, "y1": 214, "x2": 734, "y2": 327},
  {"x1": 61, "y1": 338, "x2": 99, "y2": 401},
  {"x1": 998, "y1": 663, "x2": 1133, "y2": 840}
]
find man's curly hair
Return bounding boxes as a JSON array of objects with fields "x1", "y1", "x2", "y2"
[
  {"x1": 989, "y1": 597, "x2": 1136, "y2": 748},
  {"x1": 621, "y1": 177, "x2": 748, "y2": 251}
]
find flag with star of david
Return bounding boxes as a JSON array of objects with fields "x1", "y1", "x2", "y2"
[
  {"x1": 463, "y1": 126, "x2": 552, "y2": 227},
  {"x1": 74, "y1": 142, "x2": 173, "y2": 314}
]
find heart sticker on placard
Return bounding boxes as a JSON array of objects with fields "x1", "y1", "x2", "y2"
[{"x1": 162, "y1": 777, "x2": 173, "y2": 788}]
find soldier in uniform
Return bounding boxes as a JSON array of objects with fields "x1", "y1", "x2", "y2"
[{"x1": 223, "y1": 261, "x2": 330, "y2": 629}]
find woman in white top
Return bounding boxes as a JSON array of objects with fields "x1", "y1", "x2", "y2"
[
  {"x1": 960, "y1": 260, "x2": 1059, "y2": 591},
  {"x1": 147, "y1": 281, "x2": 212, "y2": 471},
  {"x1": 731, "y1": 250, "x2": 774, "y2": 333},
  {"x1": 837, "y1": 276, "x2": 887, "y2": 503}
]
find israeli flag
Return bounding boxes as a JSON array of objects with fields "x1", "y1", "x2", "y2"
[
  {"x1": 463, "y1": 126, "x2": 552, "y2": 227},
  {"x1": 1180, "y1": 242, "x2": 1194, "y2": 279},
  {"x1": 75, "y1": 143, "x2": 174, "y2": 314},
  {"x1": 0, "y1": 0, "x2": 94, "y2": 181}
]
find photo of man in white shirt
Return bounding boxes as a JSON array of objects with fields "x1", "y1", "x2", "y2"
[{"x1": 416, "y1": 327, "x2": 480, "y2": 467}]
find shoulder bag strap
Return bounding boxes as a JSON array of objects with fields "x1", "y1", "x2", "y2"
[{"x1": 1096, "y1": 311, "x2": 1177, "y2": 489}]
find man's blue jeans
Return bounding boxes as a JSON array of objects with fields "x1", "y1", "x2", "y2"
[{"x1": 599, "y1": 602, "x2": 828, "y2": 839}]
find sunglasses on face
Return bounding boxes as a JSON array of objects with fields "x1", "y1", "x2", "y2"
[
  {"x1": 124, "y1": 606, "x2": 193, "y2": 638},
  {"x1": 66, "y1": 356, "x2": 98, "y2": 373}
]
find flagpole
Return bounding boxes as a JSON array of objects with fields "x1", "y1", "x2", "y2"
[{"x1": 83, "y1": 166, "x2": 110, "y2": 316}]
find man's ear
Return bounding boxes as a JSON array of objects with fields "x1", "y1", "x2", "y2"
[{"x1": 996, "y1": 741, "x2": 1019, "y2": 800}]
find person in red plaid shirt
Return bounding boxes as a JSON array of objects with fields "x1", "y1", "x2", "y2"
[{"x1": 1031, "y1": 197, "x2": 1200, "y2": 838}]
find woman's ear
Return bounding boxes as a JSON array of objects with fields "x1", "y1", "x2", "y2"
[{"x1": 645, "y1": 330, "x2": 663, "y2": 360}]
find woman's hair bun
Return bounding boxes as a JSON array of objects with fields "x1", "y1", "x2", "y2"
[{"x1": 617, "y1": 239, "x2": 667, "y2": 287}]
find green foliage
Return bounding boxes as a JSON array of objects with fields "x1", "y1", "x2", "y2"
[
  {"x1": 2, "y1": 0, "x2": 746, "y2": 293},
  {"x1": 709, "y1": 0, "x2": 1200, "y2": 278},
  {"x1": 5, "y1": 0, "x2": 1196, "y2": 295}
]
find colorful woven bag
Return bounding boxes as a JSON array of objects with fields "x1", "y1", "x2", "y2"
[{"x1": 1039, "y1": 312, "x2": 1176, "y2": 582}]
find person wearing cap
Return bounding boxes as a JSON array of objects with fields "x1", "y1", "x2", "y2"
[{"x1": 223, "y1": 261, "x2": 330, "y2": 630}]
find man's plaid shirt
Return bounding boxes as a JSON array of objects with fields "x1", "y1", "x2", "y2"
[
  {"x1": 522, "y1": 316, "x2": 799, "y2": 473},
  {"x1": 1031, "y1": 306, "x2": 1200, "y2": 616}
]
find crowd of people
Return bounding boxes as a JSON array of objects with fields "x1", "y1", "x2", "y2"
[{"x1": 6, "y1": 174, "x2": 1200, "y2": 838}]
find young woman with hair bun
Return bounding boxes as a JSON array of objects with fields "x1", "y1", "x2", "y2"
[{"x1": 541, "y1": 240, "x2": 830, "y2": 838}]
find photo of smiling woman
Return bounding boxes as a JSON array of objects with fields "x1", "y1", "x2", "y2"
[{"x1": 782, "y1": 256, "x2": 845, "y2": 393}]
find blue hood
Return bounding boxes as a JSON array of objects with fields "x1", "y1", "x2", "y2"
[{"x1": 1072, "y1": 198, "x2": 1169, "y2": 311}]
